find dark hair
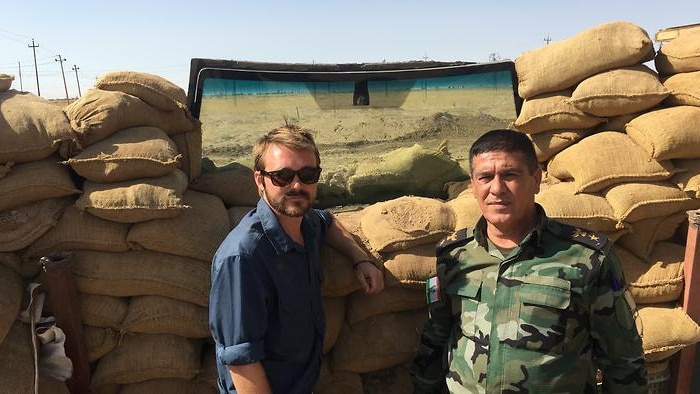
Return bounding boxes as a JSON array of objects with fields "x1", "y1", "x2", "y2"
[
  {"x1": 253, "y1": 124, "x2": 320, "y2": 171},
  {"x1": 469, "y1": 129, "x2": 538, "y2": 174}
]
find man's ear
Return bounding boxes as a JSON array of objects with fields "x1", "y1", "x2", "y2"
[
  {"x1": 533, "y1": 166, "x2": 543, "y2": 194},
  {"x1": 253, "y1": 171, "x2": 265, "y2": 194}
]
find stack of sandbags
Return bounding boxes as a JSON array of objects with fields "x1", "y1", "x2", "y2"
[{"x1": 512, "y1": 21, "x2": 700, "y2": 380}]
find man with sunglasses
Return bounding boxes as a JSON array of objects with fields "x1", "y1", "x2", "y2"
[{"x1": 209, "y1": 125, "x2": 384, "y2": 394}]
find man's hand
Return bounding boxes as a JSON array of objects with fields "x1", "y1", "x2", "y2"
[{"x1": 354, "y1": 261, "x2": 384, "y2": 294}]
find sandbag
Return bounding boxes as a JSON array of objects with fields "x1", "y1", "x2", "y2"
[
  {"x1": 90, "y1": 333, "x2": 201, "y2": 388},
  {"x1": 361, "y1": 196, "x2": 455, "y2": 253},
  {"x1": 663, "y1": 71, "x2": 700, "y2": 107},
  {"x1": 0, "y1": 321, "x2": 35, "y2": 394},
  {"x1": 121, "y1": 295, "x2": 210, "y2": 338},
  {"x1": 315, "y1": 357, "x2": 363, "y2": 394},
  {"x1": 169, "y1": 126, "x2": 203, "y2": 181},
  {"x1": 0, "y1": 156, "x2": 79, "y2": 212},
  {"x1": 616, "y1": 244, "x2": 684, "y2": 304},
  {"x1": 94, "y1": 71, "x2": 188, "y2": 112},
  {"x1": 446, "y1": 192, "x2": 482, "y2": 231},
  {"x1": 547, "y1": 132, "x2": 676, "y2": 193},
  {"x1": 567, "y1": 65, "x2": 669, "y2": 117},
  {"x1": 639, "y1": 304, "x2": 700, "y2": 362},
  {"x1": 515, "y1": 21, "x2": 654, "y2": 99},
  {"x1": 346, "y1": 286, "x2": 425, "y2": 326},
  {"x1": 655, "y1": 29, "x2": 700, "y2": 75},
  {"x1": 189, "y1": 160, "x2": 259, "y2": 206},
  {"x1": 672, "y1": 158, "x2": 700, "y2": 198},
  {"x1": 322, "y1": 296, "x2": 345, "y2": 354},
  {"x1": 0, "y1": 198, "x2": 70, "y2": 252},
  {"x1": 118, "y1": 379, "x2": 217, "y2": 394},
  {"x1": 76, "y1": 169, "x2": 190, "y2": 223},
  {"x1": 227, "y1": 206, "x2": 254, "y2": 229},
  {"x1": 536, "y1": 181, "x2": 620, "y2": 232},
  {"x1": 72, "y1": 250, "x2": 211, "y2": 307},
  {"x1": 363, "y1": 365, "x2": 414, "y2": 394},
  {"x1": 127, "y1": 190, "x2": 230, "y2": 262},
  {"x1": 84, "y1": 326, "x2": 120, "y2": 363},
  {"x1": 616, "y1": 212, "x2": 687, "y2": 259},
  {"x1": 23, "y1": 205, "x2": 131, "y2": 260},
  {"x1": 0, "y1": 73, "x2": 13, "y2": 91},
  {"x1": 0, "y1": 90, "x2": 75, "y2": 163},
  {"x1": 514, "y1": 90, "x2": 604, "y2": 134},
  {"x1": 382, "y1": 244, "x2": 437, "y2": 289},
  {"x1": 332, "y1": 309, "x2": 427, "y2": 374},
  {"x1": 603, "y1": 181, "x2": 699, "y2": 225},
  {"x1": 527, "y1": 129, "x2": 590, "y2": 162},
  {"x1": 320, "y1": 245, "x2": 363, "y2": 298},
  {"x1": 625, "y1": 106, "x2": 700, "y2": 160},
  {"x1": 79, "y1": 294, "x2": 129, "y2": 330},
  {"x1": 64, "y1": 126, "x2": 181, "y2": 183},
  {"x1": 0, "y1": 265, "x2": 24, "y2": 345},
  {"x1": 0, "y1": 252, "x2": 21, "y2": 274}
]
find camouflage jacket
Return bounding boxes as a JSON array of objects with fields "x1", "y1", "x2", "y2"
[{"x1": 411, "y1": 206, "x2": 647, "y2": 393}]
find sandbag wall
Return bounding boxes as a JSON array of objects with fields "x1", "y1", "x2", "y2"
[
  {"x1": 0, "y1": 72, "x2": 227, "y2": 393},
  {"x1": 512, "y1": 21, "x2": 700, "y2": 381}
]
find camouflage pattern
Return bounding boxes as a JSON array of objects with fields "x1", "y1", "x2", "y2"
[{"x1": 411, "y1": 206, "x2": 646, "y2": 393}]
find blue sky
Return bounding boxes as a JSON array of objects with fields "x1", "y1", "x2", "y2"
[{"x1": 1, "y1": 0, "x2": 699, "y2": 99}]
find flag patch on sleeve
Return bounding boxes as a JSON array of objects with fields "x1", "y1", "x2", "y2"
[{"x1": 425, "y1": 276, "x2": 441, "y2": 304}]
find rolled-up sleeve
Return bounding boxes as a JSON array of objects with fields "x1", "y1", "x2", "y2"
[{"x1": 209, "y1": 253, "x2": 269, "y2": 366}]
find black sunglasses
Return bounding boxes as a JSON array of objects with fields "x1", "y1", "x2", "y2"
[{"x1": 259, "y1": 166, "x2": 322, "y2": 187}]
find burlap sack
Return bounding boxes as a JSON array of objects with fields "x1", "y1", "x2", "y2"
[
  {"x1": 625, "y1": 106, "x2": 700, "y2": 160},
  {"x1": 383, "y1": 244, "x2": 436, "y2": 289},
  {"x1": 536, "y1": 181, "x2": 621, "y2": 232},
  {"x1": 567, "y1": 65, "x2": 669, "y2": 117},
  {"x1": 0, "y1": 198, "x2": 70, "y2": 252},
  {"x1": 346, "y1": 286, "x2": 426, "y2": 326},
  {"x1": 189, "y1": 160, "x2": 259, "y2": 207},
  {"x1": 655, "y1": 29, "x2": 700, "y2": 75},
  {"x1": 513, "y1": 91, "x2": 604, "y2": 134},
  {"x1": 0, "y1": 265, "x2": 23, "y2": 345},
  {"x1": 616, "y1": 212, "x2": 687, "y2": 259},
  {"x1": 594, "y1": 113, "x2": 642, "y2": 133},
  {"x1": 79, "y1": 294, "x2": 128, "y2": 330},
  {"x1": 361, "y1": 196, "x2": 455, "y2": 253},
  {"x1": 0, "y1": 74, "x2": 13, "y2": 91},
  {"x1": 322, "y1": 296, "x2": 345, "y2": 354},
  {"x1": 121, "y1": 295, "x2": 210, "y2": 339},
  {"x1": 0, "y1": 162, "x2": 11, "y2": 179},
  {"x1": 515, "y1": 21, "x2": 654, "y2": 99},
  {"x1": 76, "y1": 169, "x2": 190, "y2": 223},
  {"x1": 348, "y1": 143, "x2": 467, "y2": 202},
  {"x1": 639, "y1": 304, "x2": 700, "y2": 362},
  {"x1": 0, "y1": 252, "x2": 21, "y2": 273},
  {"x1": 23, "y1": 205, "x2": 131, "y2": 260},
  {"x1": 197, "y1": 344, "x2": 218, "y2": 390},
  {"x1": 320, "y1": 245, "x2": 363, "y2": 297},
  {"x1": 84, "y1": 326, "x2": 120, "y2": 363},
  {"x1": 528, "y1": 129, "x2": 590, "y2": 162},
  {"x1": 547, "y1": 132, "x2": 676, "y2": 193},
  {"x1": 672, "y1": 158, "x2": 700, "y2": 198},
  {"x1": 615, "y1": 244, "x2": 684, "y2": 304},
  {"x1": 63, "y1": 90, "x2": 199, "y2": 153},
  {"x1": 64, "y1": 126, "x2": 181, "y2": 183},
  {"x1": 169, "y1": 126, "x2": 203, "y2": 182},
  {"x1": 90, "y1": 333, "x2": 201, "y2": 388},
  {"x1": 333, "y1": 207, "x2": 375, "y2": 255},
  {"x1": 315, "y1": 357, "x2": 363, "y2": 394},
  {"x1": 38, "y1": 374, "x2": 71, "y2": 394},
  {"x1": 444, "y1": 180, "x2": 471, "y2": 200},
  {"x1": 363, "y1": 365, "x2": 414, "y2": 394},
  {"x1": 227, "y1": 206, "x2": 254, "y2": 229},
  {"x1": 72, "y1": 250, "x2": 211, "y2": 307},
  {"x1": 604, "y1": 181, "x2": 699, "y2": 225},
  {"x1": 127, "y1": 190, "x2": 230, "y2": 262},
  {"x1": 94, "y1": 71, "x2": 188, "y2": 112},
  {"x1": 118, "y1": 379, "x2": 217, "y2": 394},
  {"x1": 332, "y1": 309, "x2": 427, "y2": 374},
  {"x1": 446, "y1": 192, "x2": 482, "y2": 231},
  {"x1": 663, "y1": 71, "x2": 700, "y2": 107},
  {"x1": 0, "y1": 156, "x2": 78, "y2": 212},
  {"x1": 0, "y1": 90, "x2": 75, "y2": 164},
  {"x1": 0, "y1": 321, "x2": 35, "y2": 394}
]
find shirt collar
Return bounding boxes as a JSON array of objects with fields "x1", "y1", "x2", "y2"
[
  {"x1": 473, "y1": 203, "x2": 547, "y2": 249},
  {"x1": 256, "y1": 198, "x2": 307, "y2": 255}
]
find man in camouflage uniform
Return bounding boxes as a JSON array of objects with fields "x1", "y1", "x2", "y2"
[{"x1": 410, "y1": 129, "x2": 646, "y2": 393}]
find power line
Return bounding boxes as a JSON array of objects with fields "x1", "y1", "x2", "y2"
[
  {"x1": 55, "y1": 55, "x2": 69, "y2": 99},
  {"x1": 72, "y1": 65, "x2": 81, "y2": 97},
  {"x1": 28, "y1": 39, "x2": 40, "y2": 96}
]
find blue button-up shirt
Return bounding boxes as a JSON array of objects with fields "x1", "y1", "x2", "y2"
[{"x1": 209, "y1": 198, "x2": 331, "y2": 394}]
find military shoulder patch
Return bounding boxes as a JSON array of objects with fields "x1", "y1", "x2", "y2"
[
  {"x1": 425, "y1": 276, "x2": 442, "y2": 304},
  {"x1": 436, "y1": 227, "x2": 473, "y2": 256},
  {"x1": 552, "y1": 221, "x2": 608, "y2": 251}
]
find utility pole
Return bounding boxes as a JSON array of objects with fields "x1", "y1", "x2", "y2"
[
  {"x1": 56, "y1": 55, "x2": 69, "y2": 100},
  {"x1": 71, "y1": 65, "x2": 81, "y2": 97},
  {"x1": 28, "y1": 39, "x2": 40, "y2": 96},
  {"x1": 17, "y1": 62, "x2": 23, "y2": 91},
  {"x1": 544, "y1": 35, "x2": 552, "y2": 45}
]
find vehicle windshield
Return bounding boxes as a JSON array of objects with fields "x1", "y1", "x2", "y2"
[{"x1": 187, "y1": 59, "x2": 521, "y2": 208}]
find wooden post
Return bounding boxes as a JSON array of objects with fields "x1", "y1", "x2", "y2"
[
  {"x1": 40, "y1": 252, "x2": 92, "y2": 394},
  {"x1": 671, "y1": 209, "x2": 700, "y2": 394}
]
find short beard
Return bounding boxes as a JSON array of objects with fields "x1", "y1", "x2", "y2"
[{"x1": 264, "y1": 188, "x2": 312, "y2": 217}]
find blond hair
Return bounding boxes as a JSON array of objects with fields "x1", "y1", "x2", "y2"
[{"x1": 252, "y1": 125, "x2": 320, "y2": 171}]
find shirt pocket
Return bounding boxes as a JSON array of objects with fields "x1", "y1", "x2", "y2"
[
  {"x1": 446, "y1": 279, "x2": 482, "y2": 337},
  {"x1": 516, "y1": 276, "x2": 571, "y2": 354}
]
